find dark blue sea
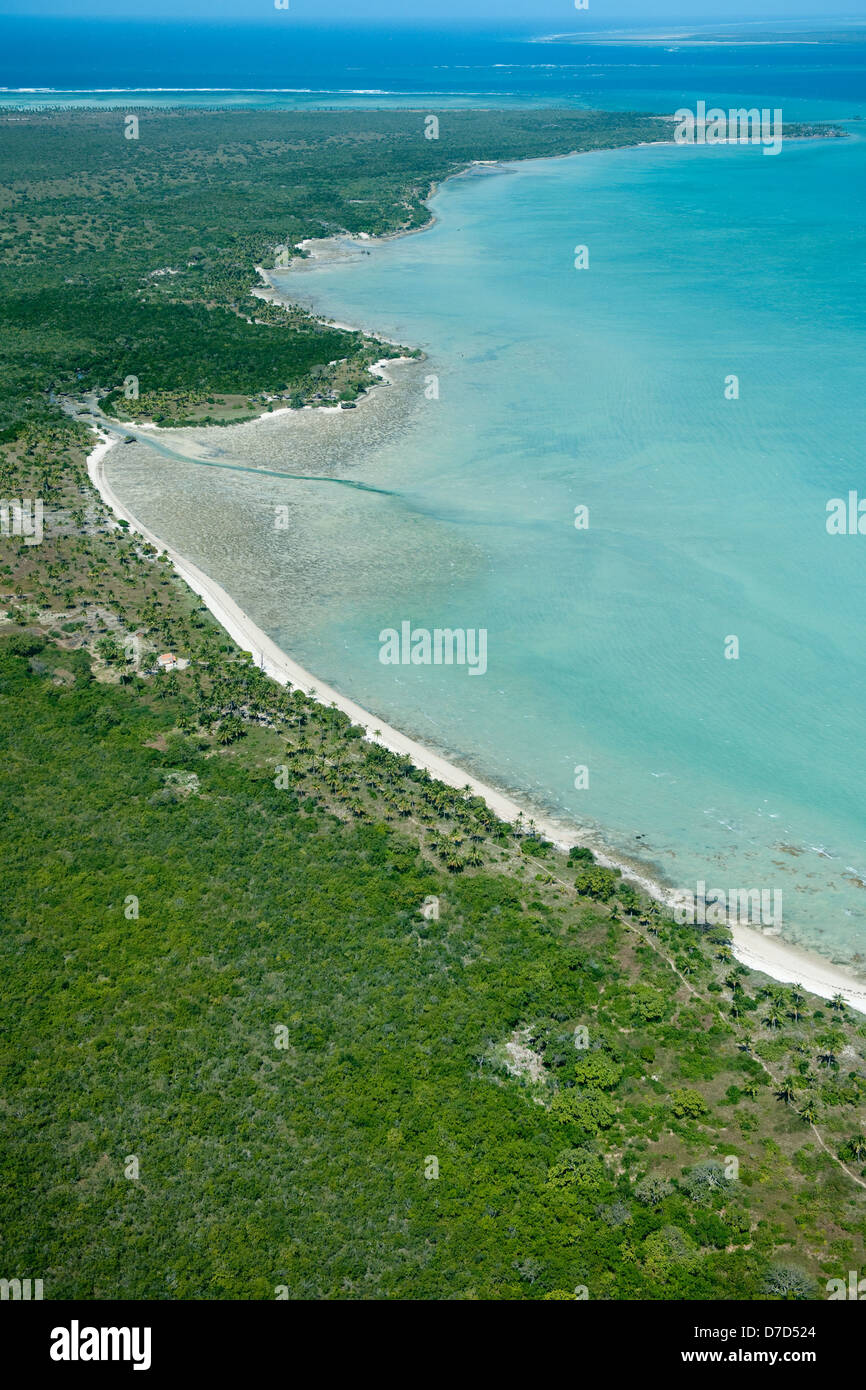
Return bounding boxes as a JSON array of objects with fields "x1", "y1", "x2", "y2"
[{"x1": 1, "y1": 17, "x2": 866, "y2": 119}]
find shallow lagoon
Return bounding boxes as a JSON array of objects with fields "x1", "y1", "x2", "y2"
[{"x1": 106, "y1": 130, "x2": 866, "y2": 967}]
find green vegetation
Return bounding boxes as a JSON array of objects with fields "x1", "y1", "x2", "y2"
[
  {"x1": 2, "y1": 443, "x2": 866, "y2": 1298},
  {"x1": 0, "y1": 106, "x2": 676, "y2": 436},
  {"x1": 0, "y1": 107, "x2": 863, "y2": 1301}
]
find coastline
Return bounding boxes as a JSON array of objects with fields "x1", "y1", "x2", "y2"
[
  {"x1": 257, "y1": 127, "x2": 833, "y2": 325},
  {"x1": 86, "y1": 428, "x2": 866, "y2": 1014},
  {"x1": 84, "y1": 139, "x2": 866, "y2": 1014}
]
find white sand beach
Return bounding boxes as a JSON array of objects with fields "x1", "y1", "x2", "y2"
[{"x1": 87, "y1": 429, "x2": 866, "y2": 1015}]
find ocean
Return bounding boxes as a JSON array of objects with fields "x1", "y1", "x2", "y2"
[
  {"x1": 2, "y1": 17, "x2": 866, "y2": 119},
  {"x1": 11, "y1": 18, "x2": 866, "y2": 967}
]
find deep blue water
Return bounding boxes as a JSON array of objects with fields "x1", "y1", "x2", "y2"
[{"x1": 2, "y1": 18, "x2": 866, "y2": 119}]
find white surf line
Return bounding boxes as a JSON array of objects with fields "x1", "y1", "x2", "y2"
[{"x1": 86, "y1": 425, "x2": 866, "y2": 1016}]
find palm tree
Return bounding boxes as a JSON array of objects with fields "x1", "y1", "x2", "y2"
[
  {"x1": 216, "y1": 715, "x2": 244, "y2": 746},
  {"x1": 798, "y1": 1100, "x2": 819, "y2": 1125},
  {"x1": 776, "y1": 1078, "x2": 798, "y2": 1105}
]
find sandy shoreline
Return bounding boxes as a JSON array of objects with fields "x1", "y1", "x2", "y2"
[
  {"x1": 80, "y1": 138, "x2": 866, "y2": 1014},
  {"x1": 85, "y1": 428, "x2": 866, "y2": 1014}
]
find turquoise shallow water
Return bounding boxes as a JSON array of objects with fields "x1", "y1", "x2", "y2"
[{"x1": 106, "y1": 130, "x2": 866, "y2": 968}]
